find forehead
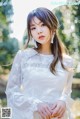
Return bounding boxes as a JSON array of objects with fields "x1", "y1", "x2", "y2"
[{"x1": 30, "y1": 17, "x2": 42, "y2": 26}]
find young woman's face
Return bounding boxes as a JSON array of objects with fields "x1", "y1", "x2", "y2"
[{"x1": 30, "y1": 17, "x2": 52, "y2": 45}]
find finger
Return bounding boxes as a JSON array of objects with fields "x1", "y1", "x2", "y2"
[
  {"x1": 52, "y1": 104, "x2": 65, "y2": 117},
  {"x1": 58, "y1": 110, "x2": 65, "y2": 119},
  {"x1": 58, "y1": 114, "x2": 64, "y2": 119},
  {"x1": 57, "y1": 105, "x2": 66, "y2": 117},
  {"x1": 39, "y1": 105, "x2": 51, "y2": 119},
  {"x1": 43, "y1": 110, "x2": 50, "y2": 119},
  {"x1": 47, "y1": 106, "x2": 53, "y2": 114},
  {"x1": 38, "y1": 108, "x2": 46, "y2": 119},
  {"x1": 46, "y1": 107, "x2": 52, "y2": 115},
  {"x1": 39, "y1": 108, "x2": 48, "y2": 118},
  {"x1": 45, "y1": 116, "x2": 50, "y2": 119},
  {"x1": 42, "y1": 106, "x2": 51, "y2": 119},
  {"x1": 39, "y1": 111, "x2": 45, "y2": 119},
  {"x1": 56, "y1": 107, "x2": 63, "y2": 116},
  {"x1": 45, "y1": 107, "x2": 52, "y2": 119},
  {"x1": 46, "y1": 110, "x2": 51, "y2": 117},
  {"x1": 50, "y1": 103, "x2": 57, "y2": 110},
  {"x1": 52, "y1": 106, "x2": 60, "y2": 117}
]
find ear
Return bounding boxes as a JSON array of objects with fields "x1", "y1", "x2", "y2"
[
  {"x1": 51, "y1": 32, "x2": 55, "y2": 37},
  {"x1": 50, "y1": 31, "x2": 53, "y2": 36},
  {"x1": 51, "y1": 29, "x2": 56, "y2": 35}
]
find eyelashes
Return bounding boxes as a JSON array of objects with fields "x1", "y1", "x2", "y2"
[
  {"x1": 31, "y1": 27, "x2": 36, "y2": 30},
  {"x1": 41, "y1": 23, "x2": 46, "y2": 26},
  {"x1": 30, "y1": 23, "x2": 46, "y2": 30}
]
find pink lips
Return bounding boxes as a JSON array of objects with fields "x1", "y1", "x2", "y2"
[{"x1": 38, "y1": 36, "x2": 45, "y2": 40}]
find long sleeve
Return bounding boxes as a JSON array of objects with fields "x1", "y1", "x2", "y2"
[
  {"x1": 59, "y1": 57, "x2": 74, "y2": 108},
  {"x1": 5, "y1": 50, "x2": 42, "y2": 111}
]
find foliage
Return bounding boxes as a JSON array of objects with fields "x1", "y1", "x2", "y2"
[
  {"x1": 23, "y1": 29, "x2": 28, "y2": 45},
  {"x1": 73, "y1": 73, "x2": 80, "y2": 78},
  {"x1": 0, "y1": 38, "x2": 19, "y2": 69},
  {"x1": 54, "y1": 4, "x2": 80, "y2": 56},
  {"x1": 71, "y1": 5, "x2": 80, "y2": 54},
  {"x1": 0, "y1": 0, "x2": 19, "y2": 72}
]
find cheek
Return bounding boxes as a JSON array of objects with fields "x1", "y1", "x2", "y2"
[
  {"x1": 46, "y1": 30, "x2": 51, "y2": 39},
  {"x1": 31, "y1": 31, "x2": 36, "y2": 38},
  {"x1": 45, "y1": 28, "x2": 51, "y2": 35}
]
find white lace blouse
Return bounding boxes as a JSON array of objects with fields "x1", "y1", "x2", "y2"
[{"x1": 5, "y1": 48, "x2": 74, "y2": 119}]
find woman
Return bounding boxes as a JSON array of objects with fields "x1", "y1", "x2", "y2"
[{"x1": 5, "y1": 7, "x2": 74, "y2": 119}]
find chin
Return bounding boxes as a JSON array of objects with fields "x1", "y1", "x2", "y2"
[{"x1": 38, "y1": 40, "x2": 47, "y2": 44}]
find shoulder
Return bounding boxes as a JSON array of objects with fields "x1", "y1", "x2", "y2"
[
  {"x1": 16, "y1": 48, "x2": 37, "y2": 59},
  {"x1": 62, "y1": 53, "x2": 73, "y2": 61},
  {"x1": 62, "y1": 53, "x2": 74, "y2": 68}
]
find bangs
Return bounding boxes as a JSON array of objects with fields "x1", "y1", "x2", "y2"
[
  {"x1": 27, "y1": 7, "x2": 58, "y2": 41},
  {"x1": 27, "y1": 8, "x2": 52, "y2": 30}
]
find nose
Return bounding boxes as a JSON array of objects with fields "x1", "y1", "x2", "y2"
[{"x1": 37, "y1": 27, "x2": 42, "y2": 34}]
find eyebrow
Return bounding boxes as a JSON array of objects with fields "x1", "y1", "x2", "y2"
[{"x1": 30, "y1": 21, "x2": 42, "y2": 27}]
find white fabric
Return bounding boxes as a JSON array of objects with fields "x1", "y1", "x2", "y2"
[{"x1": 5, "y1": 48, "x2": 74, "y2": 119}]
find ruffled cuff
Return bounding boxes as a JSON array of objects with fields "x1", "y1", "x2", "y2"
[{"x1": 58, "y1": 94, "x2": 74, "y2": 109}]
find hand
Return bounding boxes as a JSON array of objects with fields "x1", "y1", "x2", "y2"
[
  {"x1": 51, "y1": 100, "x2": 66, "y2": 119},
  {"x1": 37, "y1": 103, "x2": 52, "y2": 119}
]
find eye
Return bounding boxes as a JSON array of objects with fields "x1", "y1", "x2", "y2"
[
  {"x1": 41, "y1": 23, "x2": 46, "y2": 26},
  {"x1": 30, "y1": 27, "x2": 36, "y2": 30}
]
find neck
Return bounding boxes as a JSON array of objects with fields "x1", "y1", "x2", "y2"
[{"x1": 38, "y1": 43, "x2": 52, "y2": 55}]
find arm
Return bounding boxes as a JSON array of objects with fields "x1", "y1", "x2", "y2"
[
  {"x1": 51, "y1": 57, "x2": 74, "y2": 118},
  {"x1": 5, "y1": 50, "x2": 42, "y2": 110},
  {"x1": 59, "y1": 57, "x2": 74, "y2": 108}
]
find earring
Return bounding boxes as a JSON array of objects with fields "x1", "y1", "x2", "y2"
[
  {"x1": 51, "y1": 33, "x2": 55, "y2": 43},
  {"x1": 32, "y1": 38, "x2": 38, "y2": 48}
]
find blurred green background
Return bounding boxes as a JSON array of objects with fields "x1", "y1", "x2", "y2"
[{"x1": 0, "y1": 0, "x2": 80, "y2": 119}]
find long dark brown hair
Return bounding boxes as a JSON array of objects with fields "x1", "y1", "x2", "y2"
[{"x1": 25, "y1": 7, "x2": 68, "y2": 74}]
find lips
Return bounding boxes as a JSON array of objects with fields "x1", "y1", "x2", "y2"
[{"x1": 38, "y1": 36, "x2": 45, "y2": 40}]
